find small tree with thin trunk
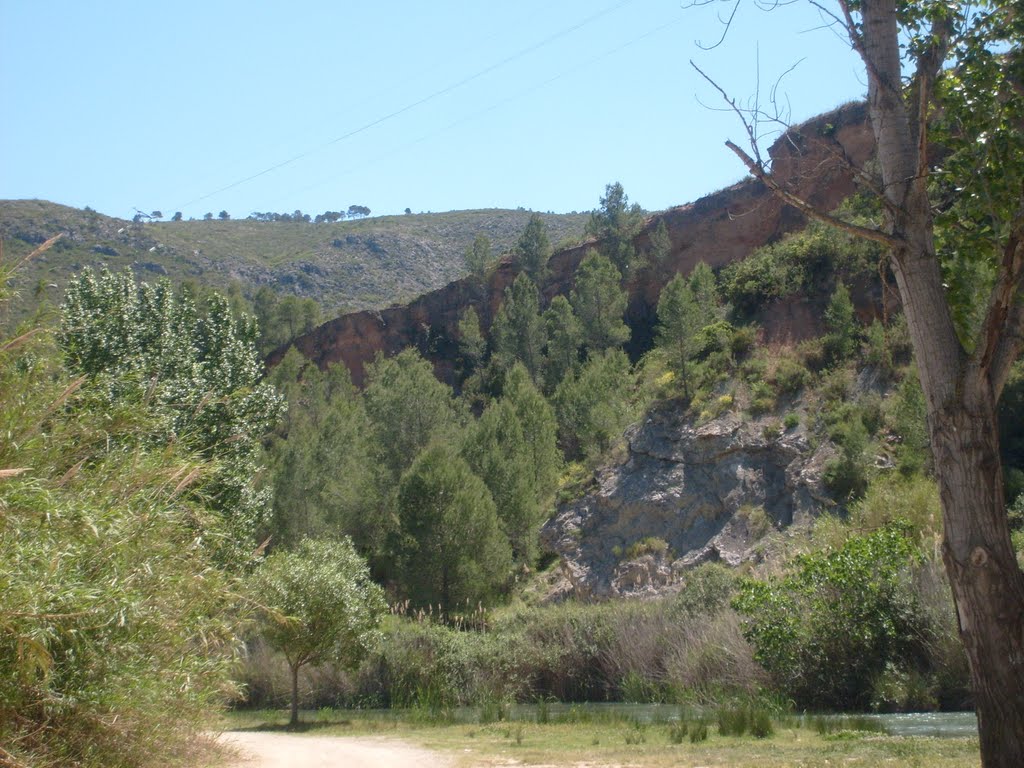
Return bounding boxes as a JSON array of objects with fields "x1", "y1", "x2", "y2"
[{"x1": 250, "y1": 538, "x2": 386, "y2": 726}]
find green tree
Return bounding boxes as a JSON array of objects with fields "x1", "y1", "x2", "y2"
[
  {"x1": 571, "y1": 250, "x2": 630, "y2": 354},
  {"x1": 1, "y1": 252, "x2": 245, "y2": 766},
  {"x1": 464, "y1": 364, "x2": 561, "y2": 564},
  {"x1": 542, "y1": 294, "x2": 583, "y2": 393},
  {"x1": 516, "y1": 212, "x2": 552, "y2": 280},
  {"x1": 688, "y1": 261, "x2": 719, "y2": 318},
  {"x1": 363, "y1": 348, "x2": 465, "y2": 483},
  {"x1": 491, "y1": 272, "x2": 545, "y2": 380},
  {"x1": 266, "y1": 350, "x2": 377, "y2": 550},
  {"x1": 824, "y1": 282, "x2": 857, "y2": 363},
  {"x1": 464, "y1": 233, "x2": 492, "y2": 285},
  {"x1": 503, "y1": 362, "x2": 562, "y2": 500},
  {"x1": 734, "y1": 524, "x2": 927, "y2": 710},
  {"x1": 708, "y1": 3, "x2": 1024, "y2": 756},
  {"x1": 58, "y1": 269, "x2": 283, "y2": 558},
  {"x1": 396, "y1": 444, "x2": 512, "y2": 611},
  {"x1": 463, "y1": 397, "x2": 539, "y2": 565},
  {"x1": 250, "y1": 538, "x2": 386, "y2": 726},
  {"x1": 656, "y1": 273, "x2": 703, "y2": 398},
  {"x1": 645, "y1": 219, "x2": 673, "y2": 279},
  {"x1": 457, "y1": 306, "x2": 487, "y2": 379},
  {"x1": 585, "y1": 181, "x2": 645, "y2": 277},
  {"x1": 554, "y1": 348, "x2": 636, "y2": 459}
]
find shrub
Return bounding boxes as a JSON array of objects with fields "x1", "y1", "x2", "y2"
[
  {"x1": 624, "y1": 720, "x2": 647, "y2": 744},
  {"x1": 717, "y1": 706, "x2": 750, "y2": 736},
  {"x1": 0, "y1": 313, "x2": 243, "y2": 767},
  {"x1": 689, "y1": 721, "x2": 709, "y2": 742},
  {"x1": 771, "y1": 356, "x2": 811, "y2": 395},
  {"x1": 734, "y1": 524, "x2": 930, "y2": 710},
  {"x1": 730, "y1": 324, "x2": 758, "y2": 358},
  {"x1": 748, "y1": 381, "x2": 776, "y2": 416},
  {"x1": 784, "y1": 412, "x2": 800, "y2": 430},
  {"x1": 750, "y1": 708, "x2": 774, "y2": 738},
  {"x1": 668, "y1": 720, "x2": 688, "y2": 743},
  {"x1": 625, "y1": 536, "x2": 670, "y2": 559},
  {"x1": 823, "y1": 413, "x2": 871, "y2": 502},
  {"x1": 673, "y1": 562, "x2": 738, "y2": 617}
]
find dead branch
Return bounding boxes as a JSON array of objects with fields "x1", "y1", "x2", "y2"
[{"x1": 725, "y1": 139, "x2": 902, "y2": 248}]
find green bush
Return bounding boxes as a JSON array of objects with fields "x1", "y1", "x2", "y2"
[
  {"x1": 668, "y1": 720, "x2": 688, "y2": 743},
  {"x1": 625, "y1": 536, "x2": 670, "y2": 559},
  {"x1": 624, "y1": 720, "x2": 647, "y2": 744},
  {"x1": 734, "y1": 524, "x2": 931, "y2": 710},
  {"x1": 1, "y1": 303, "x2": 244, "y2": 767},
  {"x1": 750, "y1": 708, "x2": 774, "y2": 738},
  {"x1": 748, "y1": 381, "x2": 776, "y2": 416},
  {"x1": 823, "y1": 413, "x2": 871, "y2": 502},
  {"x1": 689, "y1": 721, "x2": 709, "y2": 742},
  {"x1": 771, "y1": 356, "x2": 811, "y2": 395},
  {"x1": 673, "y1": 563, "x2": 738, "y2": 616},
  {"x1": 717, "y1": 705, "x2": 750, "y2": 736}
]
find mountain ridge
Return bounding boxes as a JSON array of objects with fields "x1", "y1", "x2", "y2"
[
  {"x1": 0, "y1": 200, "x2": 588, "y2": 319},
  {"x1": 274, "y1": 101, "x2": 874, "y2": 386}
]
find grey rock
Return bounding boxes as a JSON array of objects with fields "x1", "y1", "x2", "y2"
[{"x1": 542, "y1": 401, "x2": 836, "y2": 600}]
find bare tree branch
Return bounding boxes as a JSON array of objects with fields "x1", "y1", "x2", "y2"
[
  {"x1": 910, "y1": 16, "x2": 953, "y2": 183},
  {"x1": 977, "y1": 206, "x2": 1024, "y2": 399},
  {"x1": 725, "y1": 139, "x2": 903, "y2": 248},
  {"x1": 691, "y1": 60, "x2": 763, "y2": 164}
]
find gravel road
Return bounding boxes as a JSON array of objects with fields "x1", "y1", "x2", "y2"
[{"x1": 219, "y1": 731, "x2": 453, "y2": 768}]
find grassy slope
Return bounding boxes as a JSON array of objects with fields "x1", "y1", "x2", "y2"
[{"x1": 0, "y1": 199, "x2": 589, "y2": 320}]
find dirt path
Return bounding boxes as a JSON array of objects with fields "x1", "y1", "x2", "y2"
[{"x1": 219, "y1": 731, "x2": 454, "y2": 768}]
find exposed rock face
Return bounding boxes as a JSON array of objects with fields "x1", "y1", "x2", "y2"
[
  {"x1": 271, "y1": 102, "x2": 874, "y2": 385},
  {"x1": 541, "y1": 402, "x2": 836, "y2": 600}
]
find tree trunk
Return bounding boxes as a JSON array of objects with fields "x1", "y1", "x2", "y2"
[
  {"x1": 931, "y1": 394, "x2": 1024, "y2": 766},
  {"x1": 289, "y1": 661, "x2": 300, "y2": 727},
  {"x1": 855, "y1": 3, "x2": 1024, "y2": 758}
]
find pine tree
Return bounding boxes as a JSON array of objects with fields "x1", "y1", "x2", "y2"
[
  {"x1": 542, "y1": 295, "x2": 583, "y2": 393},
  {"x1": 656, "y1": 273, "x2": 703, "y2": 398},
  {"x1": 515, "y1": 213, "x2": 552, "y2": 280},
  {"x1": 571, "y1": 250, "x2": 630, "y2": 354},
  {"x1": 491, "y1": 273, "x2": 546, "y2": 380}
]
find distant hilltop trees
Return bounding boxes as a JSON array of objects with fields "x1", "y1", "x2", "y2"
[
  {"x1": 141, "y1": 206, "x2": 375, "y2": 223},
  {"x1": 247, "y1": 205, "x2": 371, "y2": 223}
]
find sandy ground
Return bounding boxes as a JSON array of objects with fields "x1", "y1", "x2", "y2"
[{"x1": 218, "y1": 731, "x2": 453, "y2": 768}]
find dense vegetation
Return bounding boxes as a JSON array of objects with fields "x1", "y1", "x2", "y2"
[
  {"x1": 0, "y1": 248, "x2": 256, "y2": 766},
  {"x1": 4, "y1": 181, "x2": 1023, "y2": 766}
]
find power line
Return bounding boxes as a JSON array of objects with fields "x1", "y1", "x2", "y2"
[
  {"x1": 269, "y1": 12, "x2": 688, "y2": 209},
  {"x1": 175, "y1": 0, "x2": 637, "y2": 212}
]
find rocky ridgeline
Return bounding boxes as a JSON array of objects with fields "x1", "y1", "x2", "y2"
[
  {"x1": 278, "y1": 101, "x2": 874, "y2": 385},
  {"x1": 542, "y1": 402, "x2": 837, "y2": 600}
]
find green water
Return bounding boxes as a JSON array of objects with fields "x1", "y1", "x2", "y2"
[{"x1": 336, "y1": 702, "x2": 977, "y2": 738}]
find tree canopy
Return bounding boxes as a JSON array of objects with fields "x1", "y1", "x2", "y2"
[
  {"x1": 58, "y1": 268, "x2": 283, "y2": 559},
  {"x1": 250, "y1": 537, "x2": 386, "y2": 725}
]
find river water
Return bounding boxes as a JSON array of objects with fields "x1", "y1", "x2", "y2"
[{"x1": 394, "y1": 702, "x2": 979, "y2": 738}]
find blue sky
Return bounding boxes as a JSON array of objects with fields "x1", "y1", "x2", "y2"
[{"x1": 1, "y1": 1, "x2": 866, "y2": 221}]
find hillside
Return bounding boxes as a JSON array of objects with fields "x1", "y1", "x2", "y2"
[
  {"x1": 276, "y1": 102, "x2": 876, "y2": 386},
  {"x1": 0, "y1": 200, "x2": 588, "y2": 319}
]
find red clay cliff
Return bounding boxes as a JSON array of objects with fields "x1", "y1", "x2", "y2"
[{"x1": 269, "y1": 102, "x2": 875, "y2": 385}]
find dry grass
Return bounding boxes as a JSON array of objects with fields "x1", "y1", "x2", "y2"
[{"x1": 214, "y1": 713, "x2": 980, "y2": 768}]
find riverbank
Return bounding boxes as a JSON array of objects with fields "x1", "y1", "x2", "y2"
[{"x1": 214, "y1": 710, "x2": 980, "y2": 768}]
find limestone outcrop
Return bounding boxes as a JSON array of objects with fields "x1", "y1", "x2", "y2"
[{"x1": 541, "y1": 401, "x2": 836, "y2": 600}]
